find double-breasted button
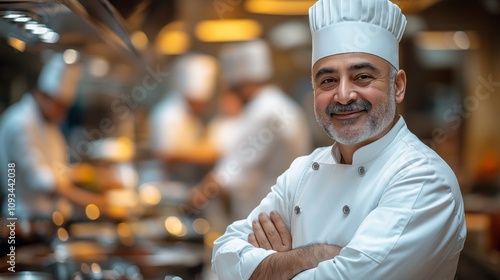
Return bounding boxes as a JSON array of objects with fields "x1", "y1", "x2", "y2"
[
  {"x1": 358, "y1": 166, "x2": 366, "y2": 176},
  {"x1": 342, "y1": 205, "x2": 350, "y2": 215},
  {"x1": 294, "y1": 206, "x2": 301, "y2": 214},
  {"x1": 312, "y1": 162, "x2": 320, "y2": 170}
]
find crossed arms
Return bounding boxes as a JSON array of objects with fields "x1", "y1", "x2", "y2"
[{"x1": 247, "y1": 211, "x2": 341, "y2": 280}]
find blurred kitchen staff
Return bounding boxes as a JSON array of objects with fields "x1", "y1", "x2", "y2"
[
  {"x1": 0, "y1": 53, "x2": 108, "y2": 221},
  {"x1": 186, "y1": 40, "x2": 312, "y2": 221},
  {"x1": 149, "y1": 53, "x2": 219, "y2": 183}
]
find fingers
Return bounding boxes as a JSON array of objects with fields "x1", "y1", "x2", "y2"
[
  {"x1": 270, "y1": 211, "x2": 292, "y2": 250},
  {"x1": 251, "y1": 216, "x2": 273, "y2": 250},
  {"x1": 249, "y1": 211, "x2": 292, "y2": 252},
  {"x1": 248, "y1": 233, "x2": 258, "y2": 247}
]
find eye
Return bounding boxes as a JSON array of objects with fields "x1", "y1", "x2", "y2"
[
  {"x1": 356, "y1": 74, "x2": 372, "y2": 80},
  {"x1": 322, "y1": 78, "x2": 333, "y2": 84},
  {"x1": 320, "y1": 77, "x2": 337, "y2": 85}
]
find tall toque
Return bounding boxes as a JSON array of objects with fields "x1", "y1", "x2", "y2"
[
  {"x1": 37, "y1": 53, "x2": 81, "y2": 105},
  {"x1": 309, "y1": 0, "x2": 407, "y2": 69}
]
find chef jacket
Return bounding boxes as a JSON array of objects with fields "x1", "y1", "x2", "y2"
[
  {"x1": 149, "y1": 92, "x2": 204, "y2": 155},
  {"x1": 212, "y1": 116, "x2": 466, "y2": 280},
  {"x1": 214, "y1": 85, "x2": 311, "y2": 221},
  {"x1": 149, "y1": 91, "x2": 211, "y2": 183},
  {"x1": 0, "y1": 94, "x2": 69, "y2": 219}
]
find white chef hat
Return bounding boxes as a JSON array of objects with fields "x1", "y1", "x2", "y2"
[
  {"x1": 309, "y1": 0, "x2": 407, "y2": 69},
  {"x1": 219, "y1": 39, "x2": 273, "y2": 87},
  {"x1": 172, "y1": 53, "x2": 218, "y2": 102},
  {"x1": 37, "y1": 53, "x2": 81, "y2": 105}
]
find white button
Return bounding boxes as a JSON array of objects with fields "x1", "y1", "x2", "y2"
[
  {"x1": 358, "y1": 166, "x2": 366, "y2": 176},
  {"x1": 312, "y1": 162, "x2": 320, "y2": 170},
  {"x1": 342, "y1": 205, "x2": 350, "y2": 215}
]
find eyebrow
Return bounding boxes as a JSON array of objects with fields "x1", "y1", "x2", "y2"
[
  {"x1": 313, "y1": 62, "x2": 382, "y2": 84},
  {"x1": 314, "y1": 67, "x2": 337, "y2": 83},
  {"x1": 348, "y1": 62, "x2": 381, "y2": 73}
]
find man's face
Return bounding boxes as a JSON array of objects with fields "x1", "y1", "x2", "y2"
[
  {"x1": 312, "y1": 53, "x2": 403, "y2": 145},
  {"x1": 36, "y1": 91, "x2": 70, "y2": 123}
]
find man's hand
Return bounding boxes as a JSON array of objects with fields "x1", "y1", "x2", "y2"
[{"x1": 248, "y1": 211, "x2": 292, "y2": 252}]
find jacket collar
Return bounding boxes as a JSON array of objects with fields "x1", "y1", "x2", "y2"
[{"x1": 321, "y1": 116, "x2": 409, "y2": 165}]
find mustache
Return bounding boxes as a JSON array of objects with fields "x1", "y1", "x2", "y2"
[{"x1": 326, "y1": 100, "x2": 372, "y2": 116}]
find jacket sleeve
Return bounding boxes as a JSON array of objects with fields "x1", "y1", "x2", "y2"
[
  {"x1": 7, "y1": 121, "x2": 57, "y2": 192},
  {"x1": 211, "y1": 156, "x2": 306, "y2": 280},
  {"x1": 293, "y1": 157, "x2": 466, "y2": 280}
]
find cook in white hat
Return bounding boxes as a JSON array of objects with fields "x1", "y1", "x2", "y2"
[
  {"x1": 171, "y1": 53, "x2": 219, "y2": 115},
  {"x1": 34, "y1": 53, "x2": 81, "y2": 123},
  {"x1": 211, "y1": 0, "x2": 466, "y2": 279},
  {"x1": 219, "y1": 39, "x2": 274, "y2": 103},
  {"x1": 148, "y1": 53, "x2": 220, "y2": 174},
  {"x1": 0, "y1": 53, "x2": 115, "y2": 222}
]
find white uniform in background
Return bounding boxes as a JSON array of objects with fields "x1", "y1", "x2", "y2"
[
  {"x1": 150, "y1": 92, "x2": 205, "y2": 156},
  {"x1": 149, "y1": 54, "x2": 218, "y2": 158},
  {"x1": 214, "y1": 85, "x2": 311, "y2": 220},
  {"x1": 215, "y1": 40, "x2": 312, "y2": 221},
  {"x1": 0, "y1": 95, "x2": 68, "y2": 219},
  {"x1": 0, "y1": 54, "x2": 80, "y2": 219},
  {"x1": 212, "y1": 117, "x2": 466, "y2": 280}
]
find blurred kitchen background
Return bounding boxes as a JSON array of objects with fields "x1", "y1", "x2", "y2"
[{"x1": 0, "y1": 0, "x2": 499, "y2": 279}]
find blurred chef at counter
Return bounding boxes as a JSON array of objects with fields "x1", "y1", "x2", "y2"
[
  {"x1": 149, "y1": 53, "x2": 219, "y2": 183},
  {"x1": 185, "y1": 40, "x2": 312, "y2": 221},
  {"x1": 0, "y1": 53, "x2": 109, "y2": 222}
]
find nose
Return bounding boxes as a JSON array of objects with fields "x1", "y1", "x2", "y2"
[{"x1": 336, "y1": 77, "x2": 356, "y2": 105}]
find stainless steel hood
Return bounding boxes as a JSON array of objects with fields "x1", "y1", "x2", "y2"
[{"x1": 0, "y1": 0, "x2": 176, "y2": 65}]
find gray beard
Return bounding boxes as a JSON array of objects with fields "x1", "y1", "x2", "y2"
[{"x1": 314, "y1": 90, "x2": 396, "y2": 145}]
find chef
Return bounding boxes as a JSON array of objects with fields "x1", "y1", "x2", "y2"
[
  {"x1": 0, "y1": 53, "x2": 108, "y2": 221},
  {"x1": 211, "y1": 0, "x2": 466, "y2": 279},
  {"x1": 149, "y1": 53, "x2": 219, "y2": 183}
]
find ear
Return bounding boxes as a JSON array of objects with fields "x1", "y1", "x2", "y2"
[{"x1": 394, "y1": 69, "x2": 406, "y2": 104}]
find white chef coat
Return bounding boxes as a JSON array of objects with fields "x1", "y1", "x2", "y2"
[
  {"x1": 0, "y1": 94, "x2": 69, "y2": 219},
  {"x1": 212, "y1": 116, "x2": 466, "y2": 280},
  {"x1": 149, "y1": 92, "x2": 204, "y2": 155},
  {"x1": 213, "y1": 85, "x2": 311, "y2": 221}
]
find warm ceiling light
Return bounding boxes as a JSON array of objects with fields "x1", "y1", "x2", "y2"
[
  {"x1": 415, "y1": 31, "x2": 479, "y2": 50},
  {"x1": 156, "y1": 31, "x2": 190, "y2": 55},
  {"x1": 391, "y1": 0, "x2": 442, "y2": 14},
  {"x1": 245, "y1": 0, "x2": 316, "y2": 15},
  {"x1": 155, "y1": 21, "x2": 190, "y2": 55},
  {"x1": 195, "y1": 19, "x2": 262, "y2": 42}
]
